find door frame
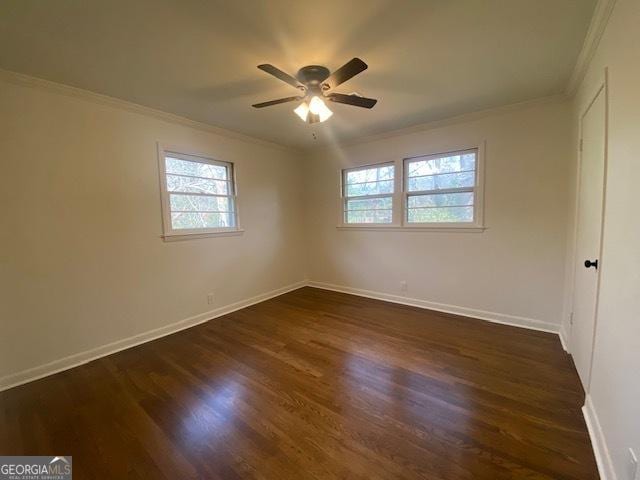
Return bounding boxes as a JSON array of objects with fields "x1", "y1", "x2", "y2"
[{"x1": 568, "y1": 67, "x2": 609, "y2": 392}]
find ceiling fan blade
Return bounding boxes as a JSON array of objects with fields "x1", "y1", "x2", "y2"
[
  {"x1": 257, "y1": 64, "x2": 303, "y2": 89},
  {"x1": 252, "y1": 96, "x2": 303, "y2": 108},
  {"x1": 323, "y1": 58, "x2": 368, "y2": 90},
  {"x1": 327, "y1": 93, "x2": 377, "y2": 109}
]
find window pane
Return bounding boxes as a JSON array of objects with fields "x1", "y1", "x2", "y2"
[
  {"x1": 166, "y1": 174, "x2": 229, "y2": 195},
  {"x1": 165, "y1": 157, "x2": 227, "y2": 180},
  {"x1": 407, "y1": 171, "x2": 475, "y2": 192},
  {"x1": 346, "y1": 165, "x2": 394, "y2": 184},
  {"x1": 407, "y1": 206, "x2": 473, "y2": 223},
  {"x1": 343, "y1": 164, "x2": 395, "y2": 224},
  {"x1": 170, "y1": 194, "x2": 232, "y2": 212},
  {"x1": 171, "y1": 212, "x2": 235, "y2": 229},
  {"x1": 346, "y1": 197, "x2": 392, "y2": 211},
  {"x1": 345, "y1": 209, "x2": 393, "y2": 224},
  {"x1": 407, "y1": 192, "x2": 473, "y2": 208},
  {"x1": 407, "y1": 153, "x2": 475, "y2": 177},
  {"x1": 346, "y1": 180, "x2": 394, "y2": 197}
]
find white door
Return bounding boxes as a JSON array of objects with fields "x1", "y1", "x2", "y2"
[{"x1": 571, "y1": 87, "x2": 606, "y2": 389}]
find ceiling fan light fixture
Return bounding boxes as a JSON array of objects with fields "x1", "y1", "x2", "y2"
[
  {"x1": 308, "y1": 96, "x2": 333, "y2": 123},
  {"x1": 293, "y1": 101, "x2": 309, "y2": 122},
  {"x1": 294, "y1": 97, "x2": 333, "y2": 123}
]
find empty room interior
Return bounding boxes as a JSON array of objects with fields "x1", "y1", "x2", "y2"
[{"x1": 1, "y1": 0, "x2": 639, "y2": 479}]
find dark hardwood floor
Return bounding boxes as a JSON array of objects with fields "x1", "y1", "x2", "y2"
[{"x1": 0, "y1": 287, "x2": 598, "y2": 479}]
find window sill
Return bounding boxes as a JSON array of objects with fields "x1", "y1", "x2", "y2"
[
  {"x1": 336, "y1": 225, "x2": 486, "y2": 233},
  {"x1": 161, "y1": 229, "x2": 245, "y2": 242}
]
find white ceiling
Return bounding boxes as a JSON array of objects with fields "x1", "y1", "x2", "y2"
[{"x1": 0, "y1": 0, "x2": 596, "y2": 149}]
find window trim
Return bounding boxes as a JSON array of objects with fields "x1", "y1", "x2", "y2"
[
  {"x1": 157, "y1": 143, "x2": 243, "y2": 240},
  {"x1": 337, "y1": 143, "x2": 485, "y2": 231},
  {"x1": 339, "y1": 161, "x2": 402, "y2": 227}
]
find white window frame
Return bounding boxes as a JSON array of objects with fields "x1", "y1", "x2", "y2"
[
  {"x1": 337, "y1": 144, "x2": 485, "y2": 232},
  {"x1": 339, "y1": 162, "x2": 402, "y2": 227},
  {"x1": 403, "y1": 147, "x2": 484, "y2": 230},
  {"x1": 157, "y1": 144, "x2": 243, "y2": 240}
]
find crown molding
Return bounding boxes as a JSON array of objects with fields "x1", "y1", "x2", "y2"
[
  {"x1": 565, "y1": 0, "x2": 617, "y2": 96},
  {"x1": 309, "y1": 93, "x2": 568, "y2": 153},
  {"x1": 0, "y1": 68, "x2": 301, "y2": 155},
  {"x1": 0, "y1": 67, "x2": 575, "y2": 155}
]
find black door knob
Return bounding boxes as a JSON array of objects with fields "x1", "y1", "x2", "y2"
[{"x1": 584, "y1": 259, "x2": 598, "y2": 269}]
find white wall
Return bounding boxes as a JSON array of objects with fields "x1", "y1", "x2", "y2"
[
  {"x1": 305, "y1": 100, "x2": 573, "y2": 331},
  {"x1": 0, "y1": 76, "x2": 306, "y2": 385},
  {"x1": 567, "y1": 0, "x2": 640, "y2": 477}
]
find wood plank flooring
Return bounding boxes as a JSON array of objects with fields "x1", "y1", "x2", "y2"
[{"x1": 0, "y1": 287, "x2": 599, "y2": 479}]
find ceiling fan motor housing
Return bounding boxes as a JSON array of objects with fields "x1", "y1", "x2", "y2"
[{"x1": 296, "y1": 65, "x2": 331, "y2": 90}]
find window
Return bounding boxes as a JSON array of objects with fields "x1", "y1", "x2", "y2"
[
  {"x1": 158, "y1": 147, "x2": 239, "y2": 237},
  {"x1": 342, "y1": 163, "x2": 396, "y2": 224},
  {"x1": 404, "y1": 149, "x2": 478, "y2": 225},
  {"x1": 339, "y1": 147, "x2": 483, "y2": 230}
]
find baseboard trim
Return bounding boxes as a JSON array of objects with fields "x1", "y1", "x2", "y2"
[
  {"x1": 582, "y1": 395, "x2": 617, "y2": 480},
  {"x1": 1, "y1": 280, "x2": 563, "y2": 392},
  {"x1": 307, "y1": 281, "x2": 560, "y2": 334},
  {"x1": 559, "y1": 323, "x2": 570, "y2": 352},
  {"x1": 0, "y1": 281, "x2": 307, "y2": 392}
]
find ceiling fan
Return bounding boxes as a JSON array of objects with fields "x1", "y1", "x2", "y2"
[{"x1": 252, "y1": 58, "x2": 377, "y2": 124}]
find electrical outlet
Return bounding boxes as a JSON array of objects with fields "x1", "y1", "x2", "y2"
[
  {"x1": 207, "y1": 293, "x2": 215, "y2": 305},
  {"x1": 400, "y1": 280, "x2": 408, "y2": 293},
  {"x1": 630, "y1": 448, "x2": 639, "y2": 480}
]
